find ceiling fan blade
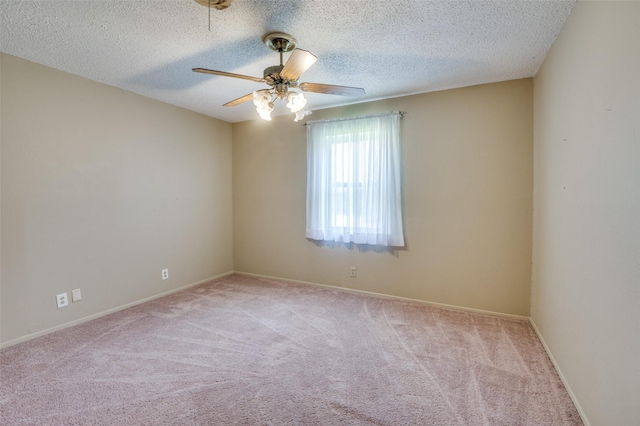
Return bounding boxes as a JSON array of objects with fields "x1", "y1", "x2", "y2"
[
  {"x1": 223, "y1": 92, "x2": 254, "y2": 107},
  {"x1": 192, "y1": 68, "x2": 266, "y2": 83},
  {"x1": 298, "y1": 82, "x2": 365, "y2": 96},
  {"x1": 280, "y1": 49, "x2": 318, "y2": 81}
]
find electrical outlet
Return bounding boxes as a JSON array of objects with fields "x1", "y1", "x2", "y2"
[
  {"x1": 350, "y1": 267, "x2": 357, "y2": 277},
  {"x1": 72, "y1": 288, "x2": 82, "y2": 302},
  {"x1": 162, "y1": 269, "x2": 169, "y2": 280},
  {"x1": 56, "y1": 293, "x2": 69, "y2": 308}
]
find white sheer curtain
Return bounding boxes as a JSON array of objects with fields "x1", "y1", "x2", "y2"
[{"x1": 306, "y1": 112, "x2": 404, "y2": 246}]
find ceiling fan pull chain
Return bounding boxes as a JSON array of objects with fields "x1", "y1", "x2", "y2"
[{"x1": 209, "y1": 0, "x2": 211, "y2": 32}]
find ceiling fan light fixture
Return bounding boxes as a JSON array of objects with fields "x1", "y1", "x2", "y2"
[
  {"x1": 253, "y1": 90, "x2": 274, "y2": 121},
  {"x1": 252, "y1": 89, "x2": 270, "y2": 105},
  {"x1": 294, "y1": 109, "x2": 312, "y2": 122},
  {"x1": 286, "y1": 91, "x2": 307, "y2": 113},
  {"x1": 257, "y1": 106, "x2": 273, "y2": 121}
]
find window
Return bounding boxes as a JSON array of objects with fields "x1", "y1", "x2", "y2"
[{"x1": 306, "y1": 112, "x2": 404, "y2": 246}]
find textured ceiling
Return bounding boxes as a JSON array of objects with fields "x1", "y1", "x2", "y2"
[{"x1": 0, "y1": 0, "x2": 575, "y2": 123}]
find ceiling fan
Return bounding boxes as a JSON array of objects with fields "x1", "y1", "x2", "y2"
[{"x1": 193, "y1": 33, "x2": 365, "y2": 121}]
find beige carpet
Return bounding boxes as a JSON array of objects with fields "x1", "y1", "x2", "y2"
[{"x1": 0, "y1": 274, "x2": 581, "y2": 425}]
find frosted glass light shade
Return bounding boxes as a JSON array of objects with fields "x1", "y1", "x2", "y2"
[
  {"x1": 257, "y1": 105, "x2": 273, "y2": 121},
  {"x1": 294, "y1": 109, "x2": 312, "y2": 122},
  {"x1": 253, "y1": 90, "x2": 274, "y2": 121},
  {"x1": 286, "y1": 92, "x2": 307, "y2": 113}
]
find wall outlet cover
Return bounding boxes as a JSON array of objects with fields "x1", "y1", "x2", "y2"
[
  {"x1": 72, "y1": 288, "x2": 82, "y2": 302},
  {"x1": 56, "y1": 293, "x2": 69, "y2": 308}
]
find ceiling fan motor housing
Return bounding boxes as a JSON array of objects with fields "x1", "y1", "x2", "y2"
[
  {"x1": 263, "y1": 65, "x2": 299, "y2": 99},
  {"x1": 263, "y1": 65, "x2": 284, "y2": 83}
]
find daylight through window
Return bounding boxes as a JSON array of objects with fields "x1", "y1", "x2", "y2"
[{"x1": 306, "y1": 111, "x2": 404, "y2": 246}]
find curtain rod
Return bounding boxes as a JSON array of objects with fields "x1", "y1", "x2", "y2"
[{"x1": 304, "y1": 110, "x2": 404, "y2": 126}]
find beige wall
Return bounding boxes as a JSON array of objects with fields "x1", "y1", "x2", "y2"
[
  {"x1": 532, "y1": 1, "x2": 640, "y2": 425},
  {"x1": 0, "y1": 54, "x2": 234, "y2": 345},
  {"x1": 233, "y1": 79, "x2": 533, "y2": 316},
  {"x1": 2, "y1": 3, "x2": 637, "y2": 421}
]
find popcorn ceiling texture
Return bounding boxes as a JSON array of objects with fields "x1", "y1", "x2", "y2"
[{"x1": 0, "y1": 0, "x2": 575, "y2": 123}]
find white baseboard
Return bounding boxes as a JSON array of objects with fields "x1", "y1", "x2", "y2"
[
  {"x1": 233, "y1": 271, "x2": 530, "y2": 321},
  {"x1": 0, "y1": 271, "x2": 234, "y2": 349},
  {"x1": 529, "y1": 318, "x2": 590, "y2": 426},
  {"x1": 2, "y1": 269, "x2": 587, "y2": 425},
  {"x1": 238, "y1": 272, "x2": 590, "y2": 422}
]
